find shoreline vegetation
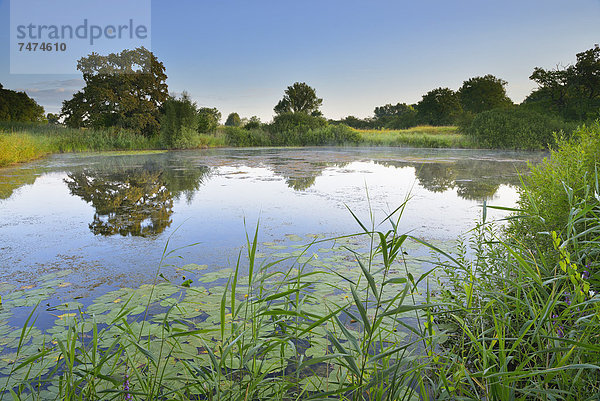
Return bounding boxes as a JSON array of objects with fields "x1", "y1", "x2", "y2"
[
  {"x1": 3, "y1": 46, "x2": 599, "y2": 168},
  {"x1": 0, "y1": 123, "x2": 468, "y2": 169},
  {"x1": 0, "y1": 123, "x2": 598, "y2": 399}
]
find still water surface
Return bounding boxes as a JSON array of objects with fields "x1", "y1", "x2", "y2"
[{"x1": 0, "y1": 147, "x2": 542, "y2": 309}]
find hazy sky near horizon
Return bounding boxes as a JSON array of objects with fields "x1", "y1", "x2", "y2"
[{"x1": 0, "y1": 0, "x2": 599, "y2": 122}]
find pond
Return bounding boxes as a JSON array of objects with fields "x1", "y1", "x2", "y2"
[{"x1": 0, "y1": 147, "x2": 542, "y2": 333}]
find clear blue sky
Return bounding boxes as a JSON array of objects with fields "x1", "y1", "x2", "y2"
[{"x1": 1, "y1": 0, "x2": 599, "y2": 122}]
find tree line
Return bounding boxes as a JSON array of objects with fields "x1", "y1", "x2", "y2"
[{"x1": 1, "y1": 45, "x2": 599, "y2": 149}]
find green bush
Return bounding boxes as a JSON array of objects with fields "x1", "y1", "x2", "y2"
[
  {"x1": 268, "y1": 112, "x2": 327, "y2": 145},
  {"x1": 510, "y1": 122, "x2": 600, "y2": 249},
  {"x1": 224, "y1": 126, "x2": 271, "y2": 147},
  {"x1": 159, "y1": 94, "x2": 198, "y2": 148},
  {"x1": 463, "y1": 107, "x2": 573, "y2": 149}
]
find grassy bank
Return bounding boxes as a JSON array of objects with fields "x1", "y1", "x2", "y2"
[
  {"x1": 0, "y1": 122, "x2": 229, "y2": 168},
  {"x1": 1, "y1": 123, "x2": 471, "y2": 168},
  {"x1": 0, "y1": 123, "x2": 159, "y2": 167},
  {"x1": 356, "y1": 126, "x2": 474, "y2": 148}
]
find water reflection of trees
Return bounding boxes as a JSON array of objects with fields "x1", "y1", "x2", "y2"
[
  {"x1": 65, "y1": 156, "x2": 211, "y2": 236},
  {"x1": 375, "y1": 159, "x2": 526, "y2": 201},
  {"x1": 259, "y1": 155, "x2": 524, "y2": 197},
  {"x1": 268, "y1": 159, "x2": 350, "y2": 191}
]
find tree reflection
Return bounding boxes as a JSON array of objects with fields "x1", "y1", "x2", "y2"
[
  {"x1": 285, "y1": 176, "x2": 317, "y2": 191},
  {"x1": 269, "y1": 160, "x2": 350, "y2": 191},
  {"x1": 66, "y1": 165, "x2": 173, "y2": 236},
  {"x1": 413, "y1": 163, "x2": 456, "y2": 193},
  {"x1": 65, "y1": 158, "x2": 211, "y2": 236},
  {"x1": 375, "y1": 158, "x2": 524, "y2": 201}
]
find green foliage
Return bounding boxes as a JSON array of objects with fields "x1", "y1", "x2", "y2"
[
  {"x1": 373, "y1": 103, "x2": 418, "y2": 129},
  {"x1": 526, "y1": 45, "x2": 600, "y2": 121},
  {"x1": 0, "y1": 133, "x2": 46, "y2": 167},
  {"x1": 416, "y1": 87, "x2": 462, "y2": 126},
  {"x1": 225, "y1": 123, "x2": 361, "y2": 147},
  {"x1": 429, "y1": 211, "x2": 600, "y2": 399},
  {"x1": 358, "y1": 126, "x2": 472, "y2": 148},
  {"x1": 458, "y1": 74, "x2": 513, "y2": 114},
  {"x1": 244, "y1": 116, "x2": 261, "y2": 130},
  {"x1": 273, "y1": 82, "x2": 323, "y2": 116},
  {"x1": 293, "y1": 124, "x2": 361, "y2": 146},
  {"x1": 224, "y1": 112, "x2": 242, "y2": 127},
  {"x1": 60, "y1": 47, "x2": 168, "y2": 136},
  {"x1": 223, "y1": 126, "x2": 271, "y2": 147},
  {"x1": 334, "y1": 115, "x2": 375, "y2": 130},
  {"x1": 0, "y1": 84, "x2": 45, "y2": 122},
  {"x1": 0, "y1": 123, "x2": 161, "y2": 167},
  {"x1": 510, "y1": 122, "x2": 600, "y2": 247},
  {"x1": 463, "y1": 106, "x2": 573, "y2": 149},
  {"x1": 197, "y1": 107, "x2": 221, "y2": 133},
  {"x1": 269, "y1": 112, "x2": 327, "y2": 137},
  {"x1": 160, "y1": 93, "x2": 198, "y2": 148},
  {"x1": 46, "y1": 113, "x2": 60, "y2": 125}
]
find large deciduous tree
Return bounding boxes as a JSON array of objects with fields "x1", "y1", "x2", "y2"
[
  {"x1": 416, "y1": 88, "x2": 462, "y2": 126},
  {"x1": 60, "y1": 47, "x2": 168, "y2": 136},
  {"x1": 274, "y1": 82, "x2": 323, "y2": 116},
  {"x1": 458, "y1": 74, "x2": 513, "y2": 114},
  {"x1": 526, "y1": 45, "x2": 600, "y2": 121}
]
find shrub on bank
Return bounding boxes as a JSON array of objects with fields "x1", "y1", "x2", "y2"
[
  {"x1": 223, "y1": 126, "x2": 271, "y2": 147},
  {"x1": 463, "y1": 107, "x2": 573, "y2": 149},
  {"x1": 509, "y1": 122, "x2": 600, "y2": 263},
  {"x1": 225, "y1": 118, "x2": 361, "y2": 147},
  {"x1": 272, "y1": 124, "x2": 361, "y2": 146}
]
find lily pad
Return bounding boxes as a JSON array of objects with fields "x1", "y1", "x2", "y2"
[{"x1": 285, "y1": 234, "x2": 303, "y2": 242}]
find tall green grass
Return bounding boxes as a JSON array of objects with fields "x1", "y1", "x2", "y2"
[
  {"x1": 2, "y1": 186, "x2": 599, "y2": 399},
  {"x1": 223, "y1": 125, "x2": 362, "y2": 147},
  {"x1": 0, "y1": 122, "x2": 228, "y2": 168},
  {"x1": 0, "y1": 200, "x2": 439, "y2": 400},
  {"x1": 0, "y1": 133, "x2": 47, "y2": 167},
  {"x1": 427, "y1": 204, "x2": 600, "y2": 399},
  {"x1": 0, "y1": 123, "x2": 161, "y2": 167},
  {"x1": 356, "y1": 126, "x2": 474, "y2": 148}
]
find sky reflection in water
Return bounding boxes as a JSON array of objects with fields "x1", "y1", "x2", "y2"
[{"x1": 0, "y1": 147, "x2": 542, "y2": 299}]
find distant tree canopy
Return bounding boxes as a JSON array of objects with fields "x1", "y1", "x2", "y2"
[
  {"x1": 224, "y1": 112, "x2": 242, "y2": 127},
  {"x1": 373, "y1": 102, "x2": 418, "y2": 129},
  {"x1": 334, "y1": 116, "x2": 373, "y2": 130},
  {"x1": 274, "y1": 82, "x2": 323, "y2": 116},
  {"x1": 458, "y1": 74, "x2": 513, "y2": 114},
  {"x1": 60, "y1": 47, "x2": 168, "y2": 136},
  {"x1": 46, "y1": 113, "x2": 60, "y2": 125},
  {"x1": 197, "y1": 107, "x2": 221, "y2": 133},
  {"x1": 244, "y1": 116, "x2": 261, "y2": 130},
  {"x1": 416, "y1": 88, "x2": 462, "y2": 126},
  {"x1": 0, "y1": 83, "x2": 45, "y2": 122},
  {"x1": 525, "y1": 45, "x2": 600, "y2": 121}
]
